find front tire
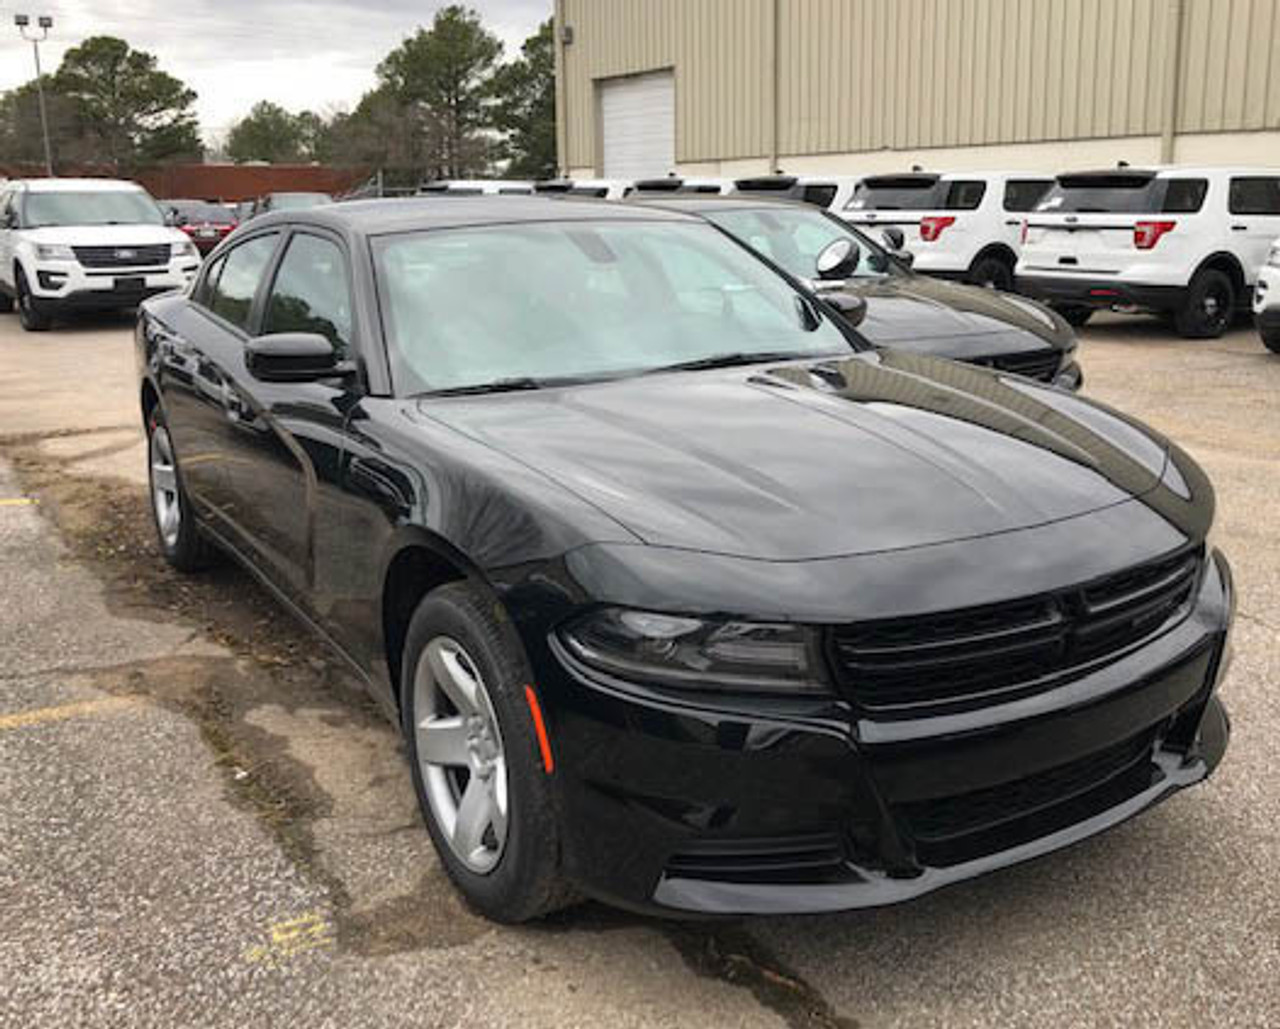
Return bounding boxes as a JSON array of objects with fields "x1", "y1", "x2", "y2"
[
  {"x1": 1262, "y1": 324, "x2": 1280, "y2": 355},
  {"x1": 147, "y1": 411, "x2": 216, "y2": 572},
  {"x1": 1174, "y1": 269, "x2": 1235, "y2": 339},
  {"x1": 16, "y1": 268, "x2": 51, "y2": 332},
  {"x1": 968, "y1": 254, "x2": 1014, "y2": 292},
  {"x1": 401, "y1": 582, "x2": 572, "y2": 923}
]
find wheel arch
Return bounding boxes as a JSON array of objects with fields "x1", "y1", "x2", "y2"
[
  {"x1": 971, "y1": 243, "x2": 1018, "y2": 270},
  {"x1": 1195, "y1": 252, "x2": 1247, "y2": 300},
  {"x1": 380, "y1": 529, "x2": 487, "y2": 713}
]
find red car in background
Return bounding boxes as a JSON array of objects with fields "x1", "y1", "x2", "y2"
[{"x1": 163, "y1": 200, "x2": 238, "y2": 253}]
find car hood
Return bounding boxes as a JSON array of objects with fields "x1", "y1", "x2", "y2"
[
  {"x1": 420, "y1": 351, "x2": 1168, "y2": 561},
  {"x1": 23, "y1": 225, "x2": 187, "y2": 247},
  {"x1": 842, "y1": 273, "x2": 1068, "y2": 352}
]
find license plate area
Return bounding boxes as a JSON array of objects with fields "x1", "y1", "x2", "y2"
[{"x1": 114, "y1": 276, "x2": 145, "y2": 292}]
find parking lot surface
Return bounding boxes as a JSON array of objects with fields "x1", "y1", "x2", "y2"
[{"x1": 1, "y1": 311, "x2": 1277, "y2": 1028}]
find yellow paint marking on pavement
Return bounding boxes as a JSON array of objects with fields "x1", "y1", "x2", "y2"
[
  {"x1": 244, "y1": 911, "x2": 336, "y2": 966},
  {"x1": 0, "y1": 497, "x2": 37, "y2": 506},
  {"x1": 0, "y1": 695, "x2": 141, "y2": 731}
]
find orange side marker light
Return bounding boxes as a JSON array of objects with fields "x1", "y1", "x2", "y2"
[{"x1": 524, "y1": 685, "x2": 555, "y2": 774}]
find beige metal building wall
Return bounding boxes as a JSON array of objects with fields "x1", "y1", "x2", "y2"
[{"x1": 555, "y1": 0, "x2": 1280, "y2": 176}]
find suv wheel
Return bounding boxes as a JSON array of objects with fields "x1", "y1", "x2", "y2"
[
  {"x1": 16, "y1": 268, "x2": 51, "y2": 332},
  {"x1": 147, "y1": 411, "x2": 217, "y2": 571},
  {"x1": 0, "y1": 290, "x2": 13, "y2": 314},
  {"x1": 969, "y1": 254, "x2": 1014, "y2": 292},
  {"x1": 1051, "y1": 304, "x2": 1093, "y2": 328},
  {"x1": 1174, "y1": 269, "x2": 1235, "y2": 339},
  {"x1": 401, "y1": 582, "x2": 574, "y2": 923}
]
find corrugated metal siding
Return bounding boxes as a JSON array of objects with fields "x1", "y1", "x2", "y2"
[{"x1": 559, "y1": 0, "x2": 1280, "y2": 168}]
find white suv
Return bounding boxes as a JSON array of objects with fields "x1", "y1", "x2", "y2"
[
  {"x1": 1253, "y1": 237, "x2": 1280, "y2": 353},
  {"x1": 842, "y1": 171, "x2": 1054, "y2": 291},
  {"x1": 0, "y1": 178, "x2": 200, "y2": 332},
  {"x1": 1017, "y1": 167, "x2": 1280, "y2": 337}
]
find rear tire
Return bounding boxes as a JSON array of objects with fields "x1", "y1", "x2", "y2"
[
  {"x1": 401, "y1": 582, "x2": 574, "y2": 923},
  {"x1": 968, "y1": 254, "x2": 1015, "y2": 292},
  {"x1": 1174, "y1": 269, "x2": 1234, "y2": 339},
  {"x1": 16, "y1": 268, "x2": 51, "y2": 332},
  {"x1": 146, "y1": 410, "x2": 217, "y2": 572},
  {"x1": 1052, "y1": 304, "x2": 1093, "y2": 328}
]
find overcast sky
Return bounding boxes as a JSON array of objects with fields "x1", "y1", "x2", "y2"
[{"x1": 0, "y1": 0, "x2": 551, "y2": 145}]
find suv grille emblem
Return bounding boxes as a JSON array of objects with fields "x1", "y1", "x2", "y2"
[{"x1": 115, "y1": 248, "x2": 137, "y2": 260}]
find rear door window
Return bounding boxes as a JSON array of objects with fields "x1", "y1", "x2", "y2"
[
  {"x1": 1228, "y1": 177, "x2": 1280, "y2": 215},
  {"x1": 1003, "y1": 179, "x2": 1053, "y2": 212},
  {"x1": 208, "y1": 233, "x2": 279, "y2": 330}
]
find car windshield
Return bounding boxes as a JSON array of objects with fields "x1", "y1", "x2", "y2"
[
  {"x1": 375, "y1": 220, "x2": 853, "y2": 394},
  {"x1": 23, "y1": 190, "x2": 164, "y2": 227},
  {"x1": 702, "y1": 207, "x2": 896, "y2": 281},
  {"x1": 271, "y1": 193, "x2": 332, "y2": 210}
]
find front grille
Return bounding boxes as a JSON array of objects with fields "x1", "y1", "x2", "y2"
[
  {"x1": 899, "y1": 728, "x2": 1159, "y2": 866},
  {"x1": 72, "y1": 244, "x2": 171, "y2": 269},
  {"x1": 665, "y1": 833, "x2": 849, "y2": 884},
  {"x1": 977, "y1": 348, "x2": 1062, "y2": 382},
  {"x1": 829, "y1": 547, "x2": 1202, "y2": 713}
]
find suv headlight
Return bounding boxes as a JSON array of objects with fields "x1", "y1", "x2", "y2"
[
  {"x1": 173, "y1": 239, "x2": 199, "y2": 259},
  {"x1": 35, "y1": 243, "x2": 75, "y2": 261},
  {"x1": 558, "y1": 608, "x2": 829, "y2": 695}
]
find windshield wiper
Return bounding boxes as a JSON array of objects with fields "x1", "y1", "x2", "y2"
[
  {"x1": 420, "y1": 374, "x2": 608, "y2": 397},
  {"x1": 644, "y1": 350, "x2": 821, "y2": 375}
]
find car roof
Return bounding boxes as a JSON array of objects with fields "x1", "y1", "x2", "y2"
[
  {"x1": 255, "y1": 196, "x2": 700, "y2": 235},
  {"x1": 629, "y1": 194, "x2": 817, "y2": 215},
  {"x1": 10, "y1": 177, "x2": 146, "y2": 193}
]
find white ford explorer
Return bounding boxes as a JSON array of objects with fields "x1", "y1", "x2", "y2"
[
  {"x1": 0, "y1": 178, "x2": 201, "y2": 331},
  {"x1": 1017, "y1": 167, "x2": 1280, "y2": 337}
]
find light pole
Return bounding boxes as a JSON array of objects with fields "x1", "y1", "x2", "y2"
[{"x1": 14, "y1": 14, "x2": 54, "y2": 177}]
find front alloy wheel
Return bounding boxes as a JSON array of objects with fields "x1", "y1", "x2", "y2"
[
  {"x1": 413, "y1": 636, "x2": 509, "y2": 874},
  {"x1": 146, "y1": 412, "x2": 215, "y2": 572}
]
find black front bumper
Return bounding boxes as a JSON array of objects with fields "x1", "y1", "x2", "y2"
[
  {"x1": 543, "y1": 552, "x2": 1233, "y2": 916},
  {"x1": 33, "y1": 285, "x2": 176, "y2": 313},
  {"x1": 1017, "y1": 275, "x2": 1186, "y2": 312}
]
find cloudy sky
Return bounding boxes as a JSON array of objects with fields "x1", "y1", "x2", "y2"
[{"x1": 0, "y1": 0, "x2": 550, "y2": 145}]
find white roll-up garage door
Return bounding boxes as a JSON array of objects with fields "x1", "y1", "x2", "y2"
[{"x1": 599, "y1": 70, "x2": 675, "y2": 180}]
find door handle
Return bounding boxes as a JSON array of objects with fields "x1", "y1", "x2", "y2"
[
  {"x1": 1231, "y1": 225, "x2": 1248, "y2": 231},
  {"x1": 1005, "y1": 219, "x2": 1021, "y2": 226}
]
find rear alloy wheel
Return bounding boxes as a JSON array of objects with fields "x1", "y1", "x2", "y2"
[
  {"x1": 147, "y1": 412, "x2": 216, "y2": 572},
  {"x1": 402, "y1": 583, "x2": 574, "y2": 923},
  {"x1": 16, "y1": 268, "x2": 51, "y2": 332},
  {"x1": 969, "y1": 254, "x2": 1014, "y2": 292},
  {"x1": 1174, "y1": 269, "x2": 1235, "y2": 339}
]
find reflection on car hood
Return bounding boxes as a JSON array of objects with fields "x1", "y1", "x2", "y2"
[
  {"x1": 22, "y1": 224, "x2": 187, "y2": 247},
  {"x1": 422, "y1": 351, "x2": 1168, "y2": 561},
  {"x1": 843, "y1": 273, "x2": 1067, "y2": 351}
]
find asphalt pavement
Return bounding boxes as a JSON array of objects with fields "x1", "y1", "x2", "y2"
[{"x1": 1, "y1": 309, "x2": 1277, "y2": 1028}]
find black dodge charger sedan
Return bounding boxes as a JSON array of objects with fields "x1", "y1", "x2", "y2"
[
  {"x1": 137, "y1": 197, "x2": 1232, "y2": 922},
  {"x1": 632, "y1": 194, "x2": 1084, "y2": 391}
]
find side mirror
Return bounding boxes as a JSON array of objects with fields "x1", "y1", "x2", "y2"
[
  {"x1": 815, "y1": 238, "x2": 861, "y2": 281},
  {"x1": 245, "y1": 332, "x2": 354, "y2": 383},
  {"x1": 822, "y1": 291, "x2": 868, "y2": 327},
  {"x1": 880, "y1": 227, "x2": 906, "y2": 252}
]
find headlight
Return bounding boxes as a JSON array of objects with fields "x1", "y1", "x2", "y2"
[
  {"x1": 173, "y1": 240, "x2": 199, "y2": 259},
  {"x1": 558, "y1": 608, "x2": 829, "y2": 695},
  {"x1": 35, "y1": 243, "x2": 75, "y2": 261}
]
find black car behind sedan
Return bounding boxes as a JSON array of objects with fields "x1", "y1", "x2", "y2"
[
  {"x1": 632, "y1": 194, "x2": 1083, "y2": 391},
  {"x1": 137, "y1": 197, "x2": 1230, "y2": 922}
]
